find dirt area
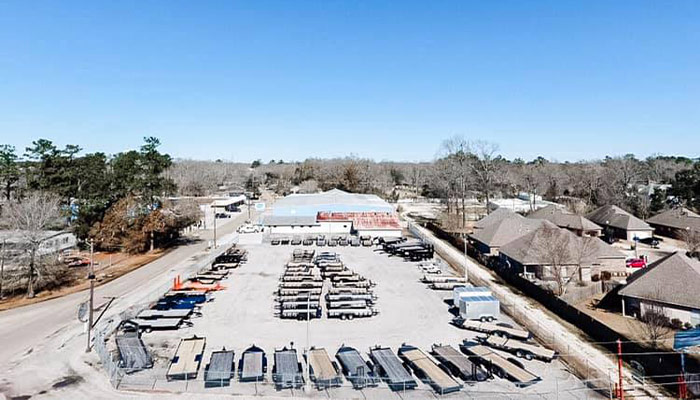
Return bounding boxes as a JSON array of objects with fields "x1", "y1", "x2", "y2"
[
  {"x1": 118, "y1": 239, "x2": 600, "y2": 399},
  {"x1": 0, "y1": 249, "x2": 168, "y2": 311}
]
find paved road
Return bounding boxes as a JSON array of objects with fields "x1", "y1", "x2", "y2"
[{"x1": 0, "y1": 211, "x2": 247, "y2": 371}]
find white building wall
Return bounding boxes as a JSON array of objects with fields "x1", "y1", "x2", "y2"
[
  {"x1": 267, "y1": 225, "x2": 320, "y2": 235},
  {"x1": 356, "y1": 229, "x2": 402, "y2": 238},
  {"x1": 639, "y1": 300, "x2": 700, "y2": 325},
  {"x1": 318, "y1": 221, "x2": 352, "y2": 235},
  {"x1": 626, "y1": 230, "x2": 653, "y2": 241}
]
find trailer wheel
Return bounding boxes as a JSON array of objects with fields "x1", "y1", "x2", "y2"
[
  {"x1": 515, "y1": 350, "x2": 524, "y2": 359},
  {"x1": 348, "y1": 314, "x2": 354, "y2": 320},
  {"x1": 340, "y1": 314, "x2": 346, "y2": 320},
  {"x1": 495, "y1": 368, "x2": 506, "y2": 379},
  {"x1": 487, "y1": 316, "x2": 495, "y2": 322},
  {"x1": 524, "y1": 352, "x2": 534, "y2": 361},
  {"x1": 480, "y1": 316, "x2": 487, "y2": 322}
]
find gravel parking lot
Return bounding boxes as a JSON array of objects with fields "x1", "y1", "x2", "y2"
[{"x1": 127, "y1": 237, "x2": 602, "y2": 399}]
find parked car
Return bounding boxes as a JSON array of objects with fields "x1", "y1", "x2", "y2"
[
  {"x1": 638, "y1": 237, "x2": 661, "y2": 248},
  {"x1": 626, "y1": 258, "x2": 647, "y2": 268},
  {"x1": 237, "y1": 224, "x2": 260, "y2": 233},
  {"x1": 65, "y1": 256, "x2": 91, "y2": 268},
  {"x1": 216, "y1": 213, "x2": 231, "y2": 219}
]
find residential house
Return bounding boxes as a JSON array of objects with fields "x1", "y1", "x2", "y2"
[
  {"x1": 646, "y1": 207, "x2": 700, "y2": 239},
  {"x1": 469, "y1": 214, "x2": 544, "y2": 256},
  {"x1": 528, "y1": 205, "x2": 603, "y2": 237},
  {"x1": 586, "y1": 205, "x2": 654, "y2": 241},
  {"x1": 498, "y1": 224, "x2": 626, "y2": 282},
  {"x1": 619, "y1": 252, "x2": 700, "y2": 326}
]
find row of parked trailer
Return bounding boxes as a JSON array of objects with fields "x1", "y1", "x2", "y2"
[
  {"x1": 378, "y1": 236, "x2": 435, "y2": 261},
  {"x1": 274, "y1": 250, "x2": 379, "y2": 320},
  {"x1": 141, "y1": 339, "x2": 553, "y2": 392},
  {"x1": 115, "y1": 245, "x2": 246, "y2": 371},
  {"x1": 271, "y1": 234, "x2": 374, "y2": 247}
]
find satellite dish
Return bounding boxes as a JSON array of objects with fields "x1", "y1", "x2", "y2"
[{"x1": 78, "y1": 302, "x2": 88, "y2": 322}]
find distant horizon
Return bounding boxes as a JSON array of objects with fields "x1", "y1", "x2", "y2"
[{"x1": 1, "y1": 1, "x2": 698, "y2": 163}]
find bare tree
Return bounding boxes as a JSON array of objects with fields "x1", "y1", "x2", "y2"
[
  {"x1": 532, "y1": 224, "x2": 574, "y2": 296},
  {"x1": 441, "y1": 136, "x2": 472, "y2": 227},
  {"x1": 681, "y1": 228, "x2": 700, "y2": 259},
  {"x1": 466, "y1": 140, "x2": 501, "y2": 215},
  {"x1": 635, "y1": 289, "x2": 672, "y2": 347},
  {"x1": 5, "y1": 192, "x2": 61, "y2": 297},
  {"x1": 297, "y1": 179, "x2": 319, "y2": 194}
]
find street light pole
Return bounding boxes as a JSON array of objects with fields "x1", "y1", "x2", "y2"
[
  {"x1": 0, "y1": 239, "x2": 6, "y2": 299},
  {"x1": 86, "y1": 239, "x2": 95, "y2": 353},
  {"x1": 463, "y1": 232, "x2": 469, "y2": 283},
  {"x1": 213, "y1": 206, "x2": 217, "y2": 249}
]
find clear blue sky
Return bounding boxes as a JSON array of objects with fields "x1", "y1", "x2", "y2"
[{"x1": 1, "y1": 1, "x2": 698, "y2": 162}]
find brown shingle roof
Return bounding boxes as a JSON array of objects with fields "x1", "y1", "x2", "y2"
[
  {"x1": 528, "y1": 205, "x2": 602, "y2": 232},
  {"x1": 499, "y1": 225, "x2": 624, "y2": 266},
  {"x1": 619, "y1": 252, "x2": 700, "y2": 310},
  {"x1": 586, "y1": 205, "x2": 653, "y2": 232},
  {"x1": 647, "y1": 207, "x2": 700, "y2": 231},
  {"x1": 470, "y1": 217, "x2": 545, "y2": 248},
  {"x1": 473, "y1": 207, "x2": 520, "y2": 229}
]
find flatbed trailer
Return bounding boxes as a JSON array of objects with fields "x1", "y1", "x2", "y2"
[
  {"x1": 280, "y1": 275, "x2": 323, "y2": 282},
  {"x1": 454, "y1": 319, "x2": 530, "y2": 340},
  {"x1": 430, "y1": 282, "x2": 468, "y2": 291},
  {"x1": 459, "y1": 343, "x2": 540, "y2": 387},
  {"x1": 131, "y1": 317, "x2": 190, "y2": 332},
  {"x1": 331, "y1": 274, "x2": 366, "y2": 283},
  {"x1": 480, "y1": 336, "x2": 556, "y2": 362},
  {"x1": 369, "y1": 346, "x2": 417, "y2": 391},
  {"x1": 332, "y1": 280, "x2": 373, "y2": 289},
  {"x1": 278, "y1": 307, "x2": 322, "y2": 320},
  {"x1": 273, "y1": 348, "x2": 304, "y2": 389},
  {"x1": 279, "y1": 281, "x2": 324, "y2": 289},
  {"x1": 326, "y1": 293, "x2": 377, "y2": 302},
  {"x1": 398, "y1": 344, "x2": 462, "y2": 394},
  {"x1": 204, "y1": 349, "x2": 235, "y2": 387},
  {"x1": 276, "y1": 294, "x2": 322, "y2": 303},
  {"x1": 138, "y1": 309, "x2": 192, "y2": 319},
  {"x1": 335, "y1": 346, "x2": 378, "y2": 388},
  {"x1": 430, "y1": 344, "x2": 489, "y2": 382},
  {"x1": 239, "y1": 345, "x2": 267, "y2": 382},
  {"x1": 327, "y1": 307, "x2": 378, "y2": 320},
  {"x1": 326, "y1": 300, "x2": 370, "y2": 309},
  {"x1": 307, "y1": 348, "x2": 343, "y2": 389},
  {"x1": 115, "y1": 327, "x2": 153, "y2": 373},
  {"x1": 277, "y1": 287, "x2": 322, "y2": 296},
  {"x1": 303, "y1": 238, "x2": 314, "y2": 246},
  {"x1": 276, "y1": 300, "x2": 322, "y2": 309},
  {"x1": 167, "y1": 336, "x2": 206, "y2": 381},
  {"x1": 422, "y1": 275, "x2": 467, "y2": 284},
  {"x1": 327, "y1": 287, "x2": 372, "y2": 295},
  {"x1": 212, "y1": 262, "x2": 240, "y2": 270}
]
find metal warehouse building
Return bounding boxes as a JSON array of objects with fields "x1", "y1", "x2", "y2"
[{"x1": 263, "y1": 189, "x2": 401, "y2": 237}]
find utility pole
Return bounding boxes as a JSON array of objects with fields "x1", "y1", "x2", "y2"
[
  {"x1": 617, "y1": 339, "x2": 624, "y2": 400},
  {"x1": 0, "y1": 239, "x2": 6, "y2": 299},
  {"x1": 305, "y1": 292, "x2": 311, "y2": 391},
  {"x1": 462, "y1": 232, "x2": 469, "y2": 283},
  {"x1": 212, "y1": 206, "x2": 217, "y2": 249},
  {"x1": 86, "y1": 239, "x2": 95, "y2": 353}
]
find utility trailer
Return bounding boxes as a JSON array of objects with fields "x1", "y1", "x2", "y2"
[
  {"x1": 307, "y1": 347, "x2": 343, "y2": 389},
  {"x1": 138, "y1": 309, "x2": 192, "y2": 319},
  {"x1": 275, "y1": 300, "x2": 322, "y2": 309},
  {"x1": 430, "y1": 344, "x2": 489, "y2": 382},
  {"x1": 278, "y1": 307, "x2": 322, "y2": 320},
  {"x1": 316, "y1": 236, "x2": 327, "y2": 246},
  {"x1": 331, "y1": 275, "x2": 368, "y2": 284},
  {"x1": 479, "y1": 336, "x2": 556, "y2": 362},
  {"x1": 350, "y1": 236, "x2": 361, "y2": 246},
  {"x1": 279, "y1": 281, "x2": 324, "y2": 289},
  {"x1": 327, "y1": 307, "x2": 378, "y2": 320},
  {"x1": 212, "y1": 262, "x2": 239, "y2": 270},
  {"x1": 326, "y1": 293, "x2": 377, "y2": 302},
  {"x1": 405, "y1": 248, "x2": 434, "y2": 261},
  {"x1": 204, "y1": 349, "x2": 235, "y2": 387},
  {"x1": 360, "y1": 235, "x2": 373, "y2": 246},
  {"x1": 338, "y1": 237, "x2": 348, "y2": 246},
  {"x1": 430, "y1": 282, "x2": 468, "y2": 291},
  {"x1": 384, "y1": 239, "x2": 422, "y2": 254},
  {"x1": 398, "y1": 344, "x2": 462, "y2": 394},
  {"x1": 273, "y1": 347, "x2": 304, "y2": 389},
  {"x1": 167, "y1": 336, "x2": 206, "y2": 381},
  {"x1": 453, "y1": 319, "x2": 531, "y2": 340},
  {"x1": 115, "y1": 322, "x2": 153, "y2": 373},
  {"x1": 456, "y1": 295, "x2": 500, "y2": 321},
  {"x1": 335, "y1": 346, "x2": 379, "y2": 389},
  {"x1": 277, "y1": 287, "x2": 322, "y2": 296},
  {"x1": 328, "y1": 287, "x2": 372, "y2": 295},
  {"x1": 369, "y1": 346, "x2": 417, "y2": 391},
  {"x1": 332, "y1": 280, "x2": 374, "y2": 289},
  {"x1": 326, "y1": 300, "x2": 371, "y2": 309},
  {"x1": 422, "y1": 275, "x2": 467, "y2": 284},
  {"x1": 280, "y1": 275, "x2": 323, "y2": 282},
  {"x1": 239, "y1": 345, "x2": 267, "y2": 382},
  {"x1": 303, "y1": 237, "x2": 315, "y2": 246},
  {"x1": 130, "y1": 317, "x2": 191, "y2": 332},
  {"x1": 459, "y1": 342, "x2": 540, "y2": 387},
  {"x1": 276, "y1": 294, "x2": 321, "y2": 303},
  {"x1": 290, "y1": 237, "x2": 302, "y2": 246}
]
